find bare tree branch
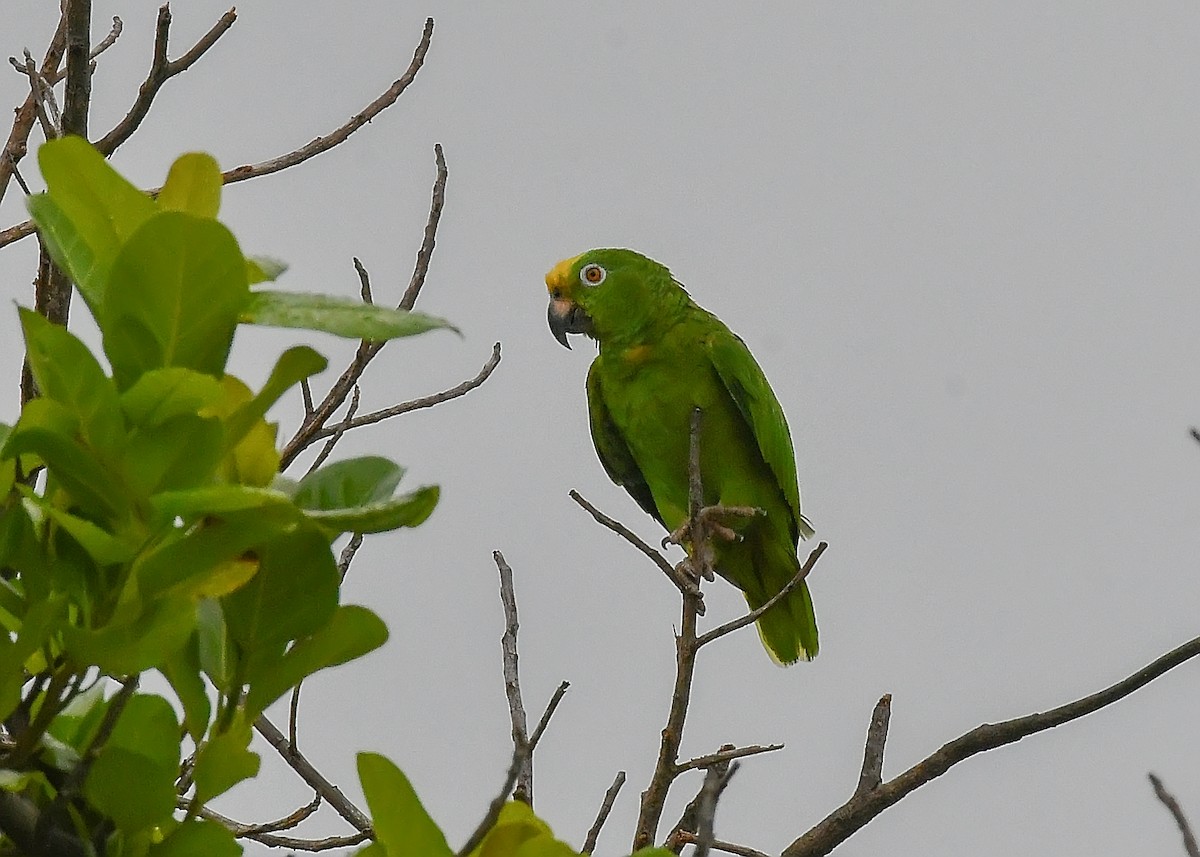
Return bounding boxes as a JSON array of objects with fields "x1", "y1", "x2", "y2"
[
  {"x1": 93, "y1": 5, "x2": 237, "y2": 156},
  {"x1": 305, "y1": 385, "x2": 360, "y2": 475},
  {"x1": 569, "y1": 489, "x2": 705, "y2": 612},
  {"x1": 456, "y1": 738, "x2": 529, "y2": 857},
  {"x1": 783, "y1": 634, "x2": 1200, "y2": 857},
  {"x1": 253, "y1": 714, "x2": 371, "y2": 833},
  {"x1": 0, "y1": 10, "x2": 66, "y2": 206},
  {"x1": 664, "y1": 757, "x2": 737, "y2": 855},
  {"x1": 691, "y1": 764, "x2": 726, "y2": 857},
  {"x1": 400, "y1": 141, "x2": 447, "y2": 311},
  {"x1": 580, "y1": 771, "x2": 626, "y2": 855},
  {"x1": 528, "y1": 680, "x2": 570, "y2": 753},
  {"x1": 1149, "y1": 773, "x2": 1200, "y2": 857},
  {"x1": 676, "y1": 744, "x2": 783, "y2": 775},
  {"x1": 855, "y1": 694, "x2": 891, "y2": 798},
  {"x1": 672, "y1": 832, "x2": 770, "y2": 857},
  {"x1": 190, "y1": 801, "x2": 368, "y2": 852},
  {"x1": 495, "y1": 549, "x2": 532, "y2": 805},
  {"x1": 219, "y1": 19, "x2": 433, "y2": 187}
]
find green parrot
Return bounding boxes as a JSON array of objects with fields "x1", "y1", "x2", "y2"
[{"x1": 546, "y1": 248, "x2": 818, "y2": 664}]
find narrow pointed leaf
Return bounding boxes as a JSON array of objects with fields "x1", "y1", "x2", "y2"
[
  {"x1": 357, "y1": 752, "x2": 452, "y2": 857},
  {"x1": 242, "y1": 290, "x2": 458, "y2": 340}
]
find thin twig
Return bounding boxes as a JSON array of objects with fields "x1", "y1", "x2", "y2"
[
  {"x1": 782, "y1": 633, "x2": 1200, "y2": 856},
  {"x1": 305, "y1": 385, "x2": 360, "y2": 476},
  {"x1": 495, "y1": 550, "x2": 532, "y2": 805},
  {"x1": 93, "y1": 6, "x2": 238, "y2": 156},
  {"x1": 694, "y1": 542, "x2": 826, "y2": 648},
  {"x1": 19, "y1": 51, "x2": 57, "y2": 140},
  {"x1": 337, "y1": 533, "x2": 364, "y2": 581},
  {"x1": 181, "y1": 792, "x2": 321, "y2": 836},
  {"x1": 299, "y1": 343, "x2": 502, "y2": 447},
  {"x1": 300, "y1": 378, "x2": 315, "y2": 417},
  {"x1": 580, "y1": 771, "x2": 626, "y2": 855},
  {"x1": 676, "y1": 744, "x2": 783, "y2": 774},
  {"x1": 191, "y1": 802, "x2": 368, "y2": 851},
  {"x1": 672, "y1": 832, "x2": 770, "y2": 857},
  {"x1": 253, "y1": 714, "x2": 371, "y2": 833},
  {"x1": 528, "y1": 680, "x2": 571, "y2": 752},
  {"x1": 456, "y1": 739, "x2": 529, "y2": 857},
  {"x1": 288, "y1": 682, "x2": 302, "y2": 752},
  {"x1": 855, "y1": 694, "x2": 892, "y2": 797},
  {"x1": 219, "y1": 19, "x2": 433, "y2": 187},
  {"x1": 0, "y1": 9, "x2": 66, "y2": 206},
  {"x1": 1149, "y1": 773, "x2": 1200, "y2": 857},
  {"x1": 568, "y1": 489, "x2": 705, "y2": 612},
  {"x1": 400, "y1": 142, "x2": 447, "y2": 311},
  {"x1": 353, "y1": 257, "x2": 374, "y2": 304},
  {"x1": 664, "y1": 758, "x2": 737, "y2": 854},
  {"x1": 278, "y1": 145, "x2": 454, "y2": 468},
  {"x1": 89, "y1": 16, "x2": 123, "y2": 62},
  {"x1": 692, "y1": 764, "x2": 726, "y2": 857}
]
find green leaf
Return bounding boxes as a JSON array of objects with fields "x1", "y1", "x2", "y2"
[
  {"x1": 294, "y1": 456, "x2": 404, "y2": 510},
  {"x1": 223, "y1": 346, "x2": 327, "y2": 449},
  {"x1": 102, "y1": 211, "x2": 248, "y2": 389},
  {"x1": 19, "y1": 307, "x2": 124, "y2": 457},
  {"x1": 222, "y1": 522, "x2": 338, "y2": 654},
  {"x1": 47, "y1": 683, "x2": 109, "y2": 751},
  {"x1": 246, "y1": 256, "x2": 288, "y2": 284},
  {"x1": 121, "y1": 368, "x2": 224, "y2": 428},
  {"x1": 357, "y1": 752, "x2": 452, "y2": 857},
  {"x1": 150, "y1": 818, "x2": 241, "y2": 857},
  {"x1": 157, "y1": 152, "x2": 221, "y2": 218},
  {"x1": 150, "y1": 485, "x2": 295, "y2": 521},
  {"x1": 64, "y1": 594, "x2": 196, "y2": 674},
  {"x1": 84, "y1": 693, "x2": 180, "y2": 835},
  {"x1": 0, "y1": 595, "x2": 66, "y2": 721},
  {"x1": 31, "y1": 136, "x2": 157, "y2": 314},
  {"x1": 242, "y1": 290, "x2": 458, "y2": 340},
  {"x1": 2, "y1": 398, "x2": 128, "y2": 519},
  {"x1": 122, "y1": 414, "x2": 224, "y2": 497},
  {"x1": 192, "y1": 717, "x2": 260, "y2": 804},
  {"x1": 467, "y1": 802, "x2": 582, "y2": 857},
  {"x1": 197, "y1": 598, "x2": 233, "y2": 691},
  {"x1": 244, "y1": 605, "x2": 388, "y2": 717},
  {"x1": 305, "y1": 485, "x2": 439, "y2": 537},
  {"x1": 160, "y1": 633, "x2": 211, "y2": 741},
  {"x1": 31, "y1": 498, "x2": 137, "y2": 565}
]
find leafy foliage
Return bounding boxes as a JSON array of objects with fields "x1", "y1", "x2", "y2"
[{"x1": 0, "y1": 138, "x2": 451, "y2": 856}]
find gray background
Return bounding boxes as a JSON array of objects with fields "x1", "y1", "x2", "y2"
[{"x1": 3, "y1": 2, "x2": 1200, "y2": 855}]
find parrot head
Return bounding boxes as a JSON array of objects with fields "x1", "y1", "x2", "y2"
[{"x1": 545, "y1": 248, "x2": 682, "y2": 349}]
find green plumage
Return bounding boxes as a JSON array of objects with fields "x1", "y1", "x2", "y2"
[{"x1": 546, "y1": 248, "x2": 817, "y2": 664}]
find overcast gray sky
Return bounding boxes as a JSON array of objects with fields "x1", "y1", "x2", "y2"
[{"x1": 4, "y1": 2, "x2": 1200, "y2": 855}]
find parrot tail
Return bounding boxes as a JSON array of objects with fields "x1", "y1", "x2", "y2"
[{"x1": 737, "y1": 538, "x2": 819, "y2": 665}]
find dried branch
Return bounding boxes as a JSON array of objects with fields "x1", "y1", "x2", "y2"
[
  {"x1": 494, "y1": 550, "x2": 532, "y2": 804},
  {"x1": 18, "y1": 51, "x2": 58, "y2": 140},
  {"x1": 191, "y1": 802, "x2": 368, "y2": 851},
  {"x1": 855, "y1": 694, "x2": 891, "y2": 797},
  {"x1": 691, "y1": 764, "x2": 726, "y2": 857},
  {"x1": 580, "y1": 771, "x2": 626, "y2": 855},
  {"x1": 456, "y1": 739, "x2": 529, "y2": 857},
  {"x1": 663, "y1": 757, "x2": 737, "y2": 855},
  {"x1": 671, "y1": 832, "x2": 770, "y2": 857},
  {"x1": 528, "y1": 680, "x2": 570, "y2": 752},
  {"x1": 279, "y1": 145, "x2": 456, "y2": 469},
  {"x1": 1149, "y1": 773, "x2": 1200, "y2": 857},
  {"x1": 88, "y1": 16, "x2": 123, "y2": 63},
  {"x1": 568, "y1": 489, "x2": 705, "y2": 612},
  {"x1": 253, "y1": 714, "x2": 371, "y2": 833},
  {"x1": 400, "y1": 142, "x2": 447, "y2": 311},
  {"x1": 219, "y1": 19, "x2": 433, "y2": 187},
  {"x1": 299, "y1": 342, "x2": 502, "y2": 447},
  {"x1": 353, "y1": 256, "x2": 374, "y2": 303},
  {"x1": 694, "y1": 542, "x2": 825, "y2": 647},
  {"x1": 93, "y1": 5, "x2": 237, "y2": 156},
  {"x1": 182, "y1": 792, "x2": 321, "y2": 836},
  {"x1": 0, "y1": 10, "x2": 66, "y2": 206},
  {"x1": 676, "y1": 743, "x2": 782, "y2": 774},
  {"x1": 337, "y1": 532, "x2": 364, "y2": 581},
  {"x1": 305, "y1": 385, "x2": 360, "y2": 475},
  {"x1": 782, "y1": 633, "x2": 1200, "y2": 856}
]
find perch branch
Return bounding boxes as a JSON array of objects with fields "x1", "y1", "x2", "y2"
[
  {"x1": 676, "y1": 744, "x2": 783, "y2": 774},
  {"x1": 855, "y1": 694, "x2": 892, "y2": 797},
  {"x1": 495, "y1": 549, "x2": 532, "y2": 804},
  {"x1": 782, "y1": 633, "x2": 1200, "y2": 856}
]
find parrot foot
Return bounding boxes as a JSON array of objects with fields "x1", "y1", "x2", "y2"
[{"x1": 662, "y1": 504, "x2": 764, "y2": 548}]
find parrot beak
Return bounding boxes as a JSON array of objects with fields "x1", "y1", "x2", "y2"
[{"x1": 547, "y1": 298, "x2": 592, "y2": 349}]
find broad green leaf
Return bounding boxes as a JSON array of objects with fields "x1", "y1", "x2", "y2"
[
  {"x1": 47, "y1": 683, "x2": 109, "y2": 751},
  {"x1": 64, "y1": 594, "x2": 196, "y2": 674},
  {"x1": 468, "y1": 802, "x2": 581, "y2": 857},
  {"x1": 294, "y1": 456, "x2": 404, "y2": 510},
  {"x1": 197, "y1": 598, "x2": 232, "y2": 691},
  {"x1": 103, "y1": 211, "x2": 248, "y2": 389},
  {"x1": 121, "y1": 368, "x2": 223, "y2": 428},
  {"x1": 32, "y1": 499, "x2": 137, "y2": 565},
  {"x1": 122, "y1": 414, "x2": 224, "y2": 497},
  {"x1": 305, "y1": 485, "x2": 439, "y2": 537},
  {"x1": 84, "y1": 694, "x2": 179, "y2": 835},
  {"x1": 246, "y1": 256, "x2": 288, "y2": 284},
  {"x1": 160, "y1": 634, "x2": 211, "y2": 741},
  {"x1": 157, "y1": 152, "x2": 221, "y2": 218},
  {"x1": 193, "y1": 716, "x2": 260, "y2": 804},
  {"x1": 150, "y1": 818, "x2": 240, "y2": 857},
  {"x1": 32, "y1": 136, "x2": 156, "y2": 313},
  {"x1": 244, "y1": 605, "x2": 388, "y2": 716},
  {"x1": 19, "y1": 308, "x2": 124, "y2": 457},
  {"x1": 201, "y1": 376, "x2": 281, "y2": 488},
  {"x1": 150, "y1": 485, "x2": 295, "y2": 520},
  {"x1": 222, "y1": 522, "x2": 338, "y2": 654},
  {"x1": 3, "y1": 399, "x2": 128, "y2": 519},
  {"x1": 357, "y1": 752, "x2": 452, "y2": 857},
  {"x1": 223, "y1": 346, "x2": 326, "y2": 449},
  {"x1": 135, "y1": 506, "x2": 295, "y2": 601},
  {"x1": 242, "y1": 290, "x2": 458, "y2": 340}
]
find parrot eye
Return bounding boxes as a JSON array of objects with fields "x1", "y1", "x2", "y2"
[{"x1": 580, "y1": 263, "x2": 606, "y2": 286}]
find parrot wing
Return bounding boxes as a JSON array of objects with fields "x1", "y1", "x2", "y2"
[
  {"x1": 704, "y1": 330, "x2": 815, "y2": 541},
  {"x1": 585, "y1": 361, "x2": 662, "y2": 524}
]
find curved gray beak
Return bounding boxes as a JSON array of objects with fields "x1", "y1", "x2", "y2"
[{"x1": 547, "y1": 298, "x2": 592, "y2": 349}]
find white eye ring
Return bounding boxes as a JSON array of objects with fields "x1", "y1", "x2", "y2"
[{"x1": 580, "y1": 263, "x2": 606, "y2": 286}]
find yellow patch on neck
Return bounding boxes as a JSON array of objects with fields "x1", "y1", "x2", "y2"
[
  {"x1": 623, "y1": 344, "x2": 653, "y2": 364},
  {"x1": 545, "y1": 254, "x2": 582, "y2": 294}
]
